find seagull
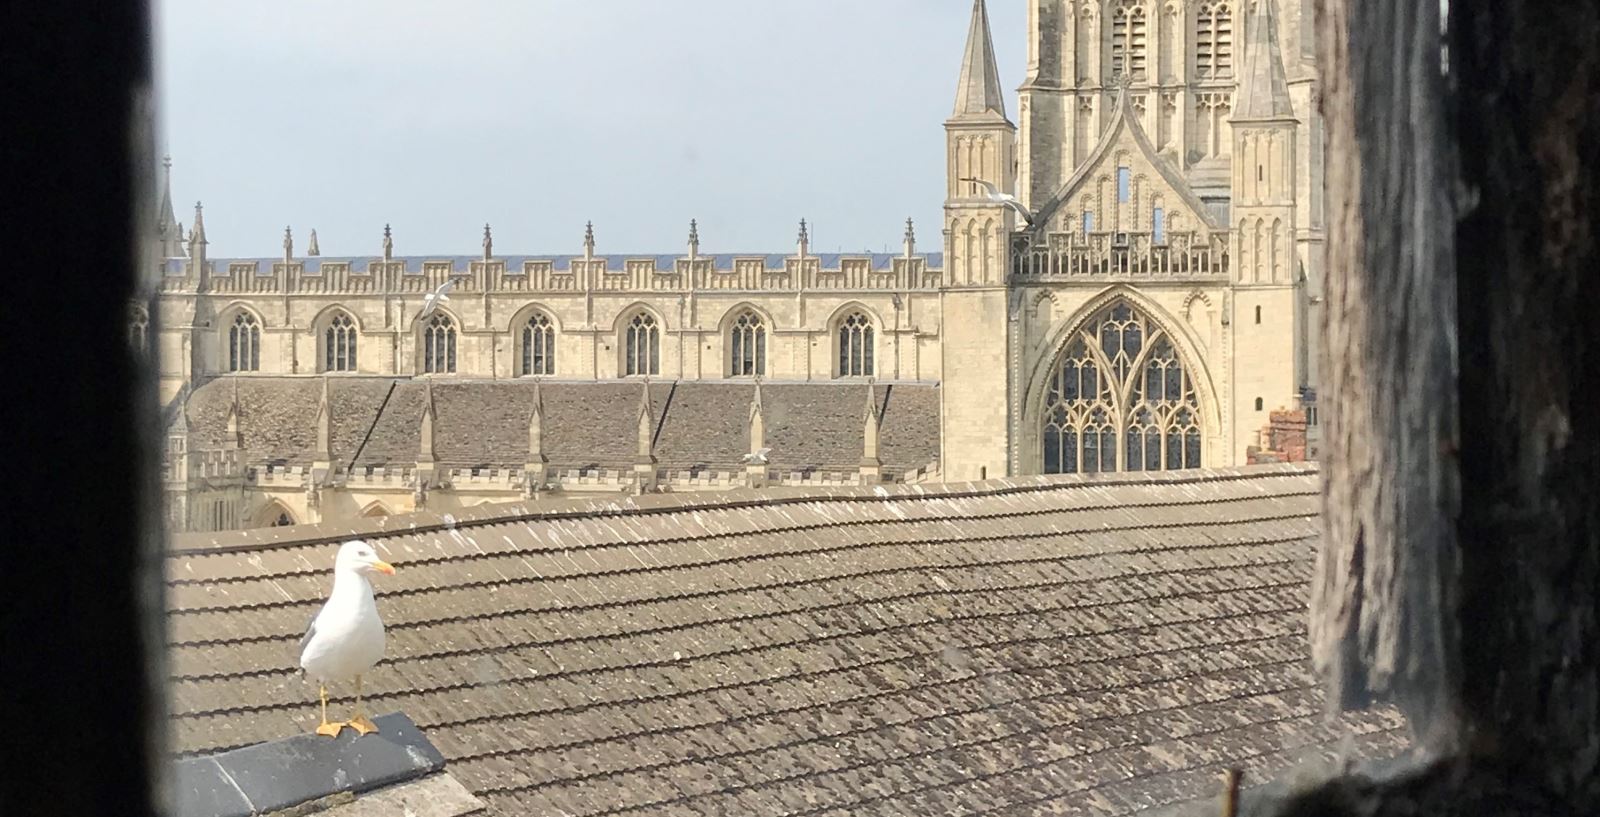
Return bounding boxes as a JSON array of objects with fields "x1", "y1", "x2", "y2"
[
  {"x1": 415, "y1": 277, "x2": 458, "y2": 322},
  {"x1": 960, "y1": 177, "x2": 1035, "y2": 225},
  {"x1": 299, "y1": 540, "x2": 395, "y2": 738},
  {"x1": 740, "y1": 447, "x2": 771, "y2": 465}
]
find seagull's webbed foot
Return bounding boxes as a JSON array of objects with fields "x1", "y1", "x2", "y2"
[
  {"x1": 347, "y1": 715, "x2": 379, "y2": 736},
  {"x1": 316, "y1": 720, "x2": 347, "y2": 738}
]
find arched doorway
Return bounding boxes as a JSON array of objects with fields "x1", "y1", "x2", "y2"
[{"x1": 1040, "y1": 300, "x2": 1204, "y2": 474}]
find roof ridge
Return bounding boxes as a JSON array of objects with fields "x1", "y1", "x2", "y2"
[{"x1": 168, "y1": 464, "x2": 1320, "y2": 554}]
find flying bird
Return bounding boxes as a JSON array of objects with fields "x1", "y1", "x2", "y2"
[
  {"x1": 299, "y1": 540, "x2": 395, "y2": 737},
  {"x1": 959, "y1": 177, "x2": 1035, "y2": 225},
  {"x1": 740, "y1": 447, "x2": 771, "y2": 465},
  {"x1": 415, "y1": 277, "x2": 458, "y2": 322}
]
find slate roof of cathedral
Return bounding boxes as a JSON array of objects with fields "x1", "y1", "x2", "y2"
[
  {"x1": 177, "y1": 377, "x2": 940, "y2": 474},
  {"x1": 165, "y1": 464, "x2": 1408, "y2": 816}
]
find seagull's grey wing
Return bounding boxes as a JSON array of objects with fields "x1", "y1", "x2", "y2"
[
  {"x1": 1003, "y1": 199, "x2": 1035, "y2": 225},
  {"x1": 297, "y1": 609, "x2": 320, "y2": 674},
  {"x1": 962, "y1": 177, "x2": 999, "y2": 196}
]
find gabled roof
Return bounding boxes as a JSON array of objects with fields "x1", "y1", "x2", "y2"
[
  {"x1": 951, "y1": 0, "x2": 1008, "y2": 121},
  {"x1": 1233, "y1": 0, "x2": 1296, "y2": 121},
  {"x1": 165, "y1": 464, "x2": 1407, "y2": 816},
  {"x1": 1030, "y1": 86, "x2": 1221, "y2": 232}
]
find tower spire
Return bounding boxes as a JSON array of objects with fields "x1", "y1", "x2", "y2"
[
  {"x1": 307, "y1": 229, "x2": 320, "y2": 256},
  {"x1": 952, "y1": 0, "x2": 1007, "y2": 120},
  {"x1": 156, "y1": 155, "x2": 183, "y2": 257},
  {"x1": 1233, "y1": 0, "x2": 1295, "y2": 121}
]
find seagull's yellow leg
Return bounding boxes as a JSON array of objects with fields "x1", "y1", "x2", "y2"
[
  {"x1": 347, "y1": 675, "x2": 379, "y2": 736},
  {"x1": 315, "y1": 683, "x2": 345, "y2": 737}
]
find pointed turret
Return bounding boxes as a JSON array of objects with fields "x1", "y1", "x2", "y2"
[
  {"x1": 223, "y1": 376, "x2": 241, "y2": 450},
  {"x1": 482, "y1": 223, "x2": 493, "y2": 260},
  {"x1": 188, "y1": 201, "x2": 209, "y2": 278},
  {"x1": 418, "y1": 381, "x2": 437, "y2": 464},
  {"x1": 951, "y1": 0, "x2": 1006, "y2": 120},
  {"x1": 156, "y1": 155, "x2": 185, "y2": 258},
  {"x1": 382, "y1": 223, "x2": 394, "y2": 261},
  {"x1": 634, "y1": 382, "x2": 657, "y2": 493},
  {"x1": 583, "y1": 221, "x2": 596, "y2": 258},
  {"x1": 307, "y1": 229, "x2": 320, "y2": 256},
  {"x1": 745, "y1": 380, "x2": 768, "y2": 487},
  {"x1": 860, "y1": 383, "x2": 882, "y2": 483},
  {"x1": 796, "y1": 219, "x2": 810, "y2": 258},
  {"x1": 524, "y1": 380, "x2": 548, "y2": 496},
  {"x1": 1233, "y1": 0, "x2": 1296, "y2": 122},
  {"x1": 314, "y1": 377, "x2": 332, "y2": 463},
  {"x1": 687, "y1": 219, "x2": 700, "y2": 260},
  {"x1": 903, "y1": 218, "x2": 916, "y2": 258}
]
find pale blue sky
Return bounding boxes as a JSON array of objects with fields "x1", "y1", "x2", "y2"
[{"x1": 156, "y1": 0, "x2": 1026, "y2": 257}]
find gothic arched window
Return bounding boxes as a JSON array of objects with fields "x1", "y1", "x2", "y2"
[
  {"x1": 624, "y1": 312, "x2": 659, "y2": 376},
  {"x1": 1196, "y1": 2, "x2": 1233, "y2": 78},
  {"x1": 422, "y1": 314, "x2": 456, "y2": 374},
  {"x1": 728, "y1": 310, "x2": 765, "y2": 377},
  {"x1": 323, "y1": 311, "x2": 358, "y2": 372},
  {"x1": 521, "y1": 312, "x2": 555, "y2": 376},
  {"x1": 1042, "y1": 300, "x2": 1202, "y2": 474},
  {"x1": 228, "y1": 312, "x2": 260, "y2": 372},
  {"x1": 1111, "y1": 1, "x2": 1148, "y2": 79},
  {"x1": 837, "y1": 311, "x2": 874, "y2": 377}
]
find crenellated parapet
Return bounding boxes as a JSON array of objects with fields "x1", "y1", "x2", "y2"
[
  {"x1": 158, "y1": 219, "x2": 944, "y2": 296},
  {"x1": 1010, "y1": 228, "x2": 1231, "y2": 280}
]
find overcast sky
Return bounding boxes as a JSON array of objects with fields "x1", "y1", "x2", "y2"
[{"x1": 156, "y1": 0, "x2": 1026, "y2": 257}]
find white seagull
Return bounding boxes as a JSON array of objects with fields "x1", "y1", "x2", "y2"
[
  {"x1": 740, "y1": 447, "x2": 771, "y2": 465},
  {"x1": 299, "y1": 540, "x2": 395, "y2": 737},
  {"x1": 415, "y1": 277, "x2": 458, "y2": 322},
  {"x1": 959, "y1": 177, "x2": 1036, "y2": 226}
]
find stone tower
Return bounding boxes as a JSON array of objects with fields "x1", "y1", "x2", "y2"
[
  {"x1": 940, "y1": 0, "x2": 1016, "y2": 480},
  {"x1": 1227, "y1": 0, "x2": 1300, "y2": 459}
]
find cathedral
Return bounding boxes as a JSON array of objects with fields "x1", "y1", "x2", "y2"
[{"x1": 151, "y1": 0, "x2": 1320, "y2": 533}]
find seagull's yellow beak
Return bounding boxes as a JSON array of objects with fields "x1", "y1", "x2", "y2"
[{"x1": 372, "y1": 560, "x2": 395, "y2": 576}]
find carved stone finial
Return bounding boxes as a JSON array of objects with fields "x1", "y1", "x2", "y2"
[
  {"x1": 903, "y1": 218, "x2": 916, "y2": 257},
  {"x1": 382, "y1": 223, "x2": 394, "y2": 260},
  {"x1": 283, "y1": 225, "x2": 294, "y2": 259},
  {"x1": 482, "y1": 222, "x2": 493, "y2": 260},
  {"x1": 687, "y1": 219, "x2": 700, "y2": 259},
  {"x1": 307, "y1": 229, "x2": 320, "y2": 256}
]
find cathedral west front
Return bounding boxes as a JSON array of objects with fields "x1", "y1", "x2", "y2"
[{"x1": 150, "y1": 0, "x2": 1322, "y2": 532}]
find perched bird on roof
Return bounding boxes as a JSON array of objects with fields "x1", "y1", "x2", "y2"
[
  {"x1": 299, "y1": 540, "x2": 395, "y2": 737},
  {"x1": 415, "y1": 277, "x2": 457, "y2": 322},
  {"x1": 740, "y1": 447, "x2": 771, "y2": 465},
  {"x1": 959, "y1": 177, "x2": 1036, "y2": 225}
]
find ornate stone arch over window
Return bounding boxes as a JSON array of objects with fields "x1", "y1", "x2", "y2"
[
  {"x1": 519, "y1": 309, "x2": 556, "y2": 377},
  {"x1": 727, "y1": 309, "x2": 766, "y2": 378},
  {"x1": 1039, "y1": 299, "x2": 1203, "y2": 474},
  {"x1": 835, "y1": 308, "x2": 876, "y2": 378},
  {"x1": 420, "y1": 312, "x2": 457, "y2": 374},
  {"x1": 621, "y1": 309, "x2": 660, "y2": 377},
  {"x1": 256, "y1": 500, "x2": 296, "y2": 528},
  {"x1": 320, "y1": 308, "x2": 359, "y2": 373},
  {"x1": 225, "y1": 308, "x2": 261, "y2": 372}
]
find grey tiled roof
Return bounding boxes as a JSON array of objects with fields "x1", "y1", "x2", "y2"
[
  {"x1": 178, "y1": 377, "x2": 940, "y2": 473},
  {"x1": 165, "y1": 465, "x2": 1407, "y2": 816}
]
